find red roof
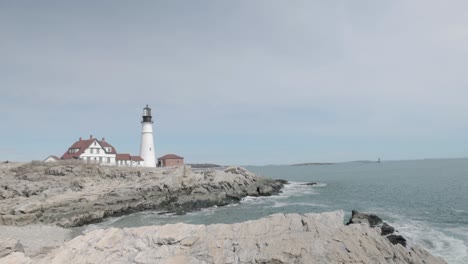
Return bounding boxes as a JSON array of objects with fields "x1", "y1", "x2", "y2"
[
  {"x1": 116, "y1": 154, "x2": 131, "y2": 161},
  {"x1": 158, "y1": 154, "x2": 184, "y2": 160},
  {"x1": 61, "y1": 139, "x2": 94, "y2": 159},
  {"x1": 131, "y1": 156, "x2": 144, "y2": 161},
  {"x1": 61, "y1": 137, "x2": 117, "y2": 159},
  {"x1": 99, "y1": 140, "x2": 117, "y2": 154}
]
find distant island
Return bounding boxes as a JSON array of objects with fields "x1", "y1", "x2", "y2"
[
  {"x1": 291, "y1": 159, "x2": 382, "y2": 166},
  {"x1": 291, "y1": 162, "x2": 335, "y2": 166}
]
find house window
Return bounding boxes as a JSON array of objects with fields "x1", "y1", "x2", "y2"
[
  {"x1": 94, "y1": 142, "x2": 97, "y2": 146},
  {"x1": 97, "y1": 149, "x2": 100, "y2": 154},
  {"x1": 90, "y1": 148, "x2": 94, "y2": 154},
  {"x1": 99, "y1": 157, "x2": 102, "y2": 162},
  {"x1": 107, "y1": 157, "x2": 110, "y2": 163}
]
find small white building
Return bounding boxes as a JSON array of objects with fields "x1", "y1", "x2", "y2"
[
  {"x1": 60, "y1": 135, "x2": 143, "y2": 167},
  {"x1": 43, "y1": 155, "x2": 60, "y2": 162}
]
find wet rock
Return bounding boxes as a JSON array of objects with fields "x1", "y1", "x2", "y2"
[
  {"x1": 346, "y1": 210, "x2": 383, "y2": 227},
  {"x1": 381, "y1": 222, "x2": 395, "y2": 236},
  {"x1": 347, "y1": 210, "x2": 409, "y2": 249},
  {"x1": 387, "y1": 234, "x2": 407, "y2": 247},
  {"x1": 301, "y1": 182, "x2": 317, "y2": 186}
]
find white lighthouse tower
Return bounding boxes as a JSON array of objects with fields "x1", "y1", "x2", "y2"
[{"x1": 139, "y1": 105, "x2": 156, "y2": 167}]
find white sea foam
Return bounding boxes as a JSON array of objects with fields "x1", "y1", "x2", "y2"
[
  {"x1": 390, "y1": 218, "x2": 468, "y2": 264},
  {"x1": 241, "y1": 181, "x2": 325, "y2": 205},
  {"x1": 362, "y1": 208, "x2": 468, "y2": 264},
  {"x1": 272, "y1": 201, "x2": 328, "y2": 208},
  {"x1": 241, "y1": 196, "x2": 271, "y2": 204},
  {"x1": 278, "y1": 181, "x2": 326, "y2": 197}
]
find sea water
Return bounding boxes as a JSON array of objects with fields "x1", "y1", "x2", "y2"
[{"x1": 85, "y1": 158, "x2": 468, "y2": 264}]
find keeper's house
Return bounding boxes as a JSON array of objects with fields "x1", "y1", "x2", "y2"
[{"x1": 58, "y1": 135, "x2": 144, "y2": 167}]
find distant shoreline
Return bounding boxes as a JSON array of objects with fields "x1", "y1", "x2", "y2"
[{"x1": 290, "y1": 160, "x2": 382, "y2": 166}]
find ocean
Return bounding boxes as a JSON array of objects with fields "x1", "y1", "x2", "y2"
[{"x1": 84, "y1": 158, "x2": 468, "y2": 264}]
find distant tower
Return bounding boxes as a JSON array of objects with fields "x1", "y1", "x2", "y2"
[{"x1": 139, "y1": 105, "x2": 156, "y2": 167}]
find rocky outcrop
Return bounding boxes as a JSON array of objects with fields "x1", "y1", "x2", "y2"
[
  {"x1": 0, "y1": 224, "x2": 73, "y2": 258},
  {"x1": 347, "y1": 210, "x2": 407, "y2": 247},
  {"x1": 0, "y1": 238, "x2": 24, "y2": 258},
  {"x1": 0, "y1": 211, "x2": 446, "y2": 264},
  {"x1": 0, "y1": 163, "x2": 284, "y2": 227},
  {"x1": 347, "y1": 210, "x2": 383, "y2": 227}
]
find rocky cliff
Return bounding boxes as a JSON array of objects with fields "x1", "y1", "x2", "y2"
[
  {"x1": 0, "y1": 211, "x2": 446, "y2": 264},
  {"x1": 0, "y1": 162, "x2": 284, "y2": 227}
]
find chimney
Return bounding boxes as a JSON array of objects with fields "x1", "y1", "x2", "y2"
[
  {"x1": 79, "y1": 137, "x2": 82, "y2": 140},
  {"x1": 102, "y1": 137, "x2": 105, "y2": 141},
  {"x1": 90, "y1": 135, "x2": 92, "y2": 139}
]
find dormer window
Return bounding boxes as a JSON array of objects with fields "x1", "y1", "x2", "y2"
[{"x1": 68, "y1": 148, "x2": 79, "y2": 154}]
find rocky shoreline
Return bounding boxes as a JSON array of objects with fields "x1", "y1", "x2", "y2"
[
  {"x1": 0, "y1": 162, "x2": 446, "y2": 263},
  {"x1": 0, "y1": 162, "x2": 285, "y2": 227},
  {"x1": 1, "y1": 211, "x2": 446, "y2": 264}
]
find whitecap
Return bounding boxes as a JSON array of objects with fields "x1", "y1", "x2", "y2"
[
  {"x1": 390, "y1": 219, "x2": 468, "y2": 264},
  {"x1": 272, "y1": 201, "x2": 328, "y2": 208},
  {"x1": 278, "y1": 181, "x2": 325, "y2": 197}
]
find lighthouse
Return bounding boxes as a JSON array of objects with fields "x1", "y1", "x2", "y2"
[{"x1": 139, "y1": 105, "x2": 156, "y2": 167}]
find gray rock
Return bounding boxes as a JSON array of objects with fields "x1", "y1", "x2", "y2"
[
  {"x1": 0, "y1": 163, "x2": 285, "y2": 227},
  {"x1": 0, "y1": 238, "x2": 24, "y2": 258},
  {"x1": 3, "y1": 211, "x2": 445, "y2": 264}
]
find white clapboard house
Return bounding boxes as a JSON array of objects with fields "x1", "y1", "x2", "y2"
[{"x1": 57, "y1": 135, "x2": 143, "y2": 167}]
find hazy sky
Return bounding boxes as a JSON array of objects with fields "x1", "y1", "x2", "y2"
[{"x1": 1, "y1": 1, "x2": 468, "y2": 165}]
